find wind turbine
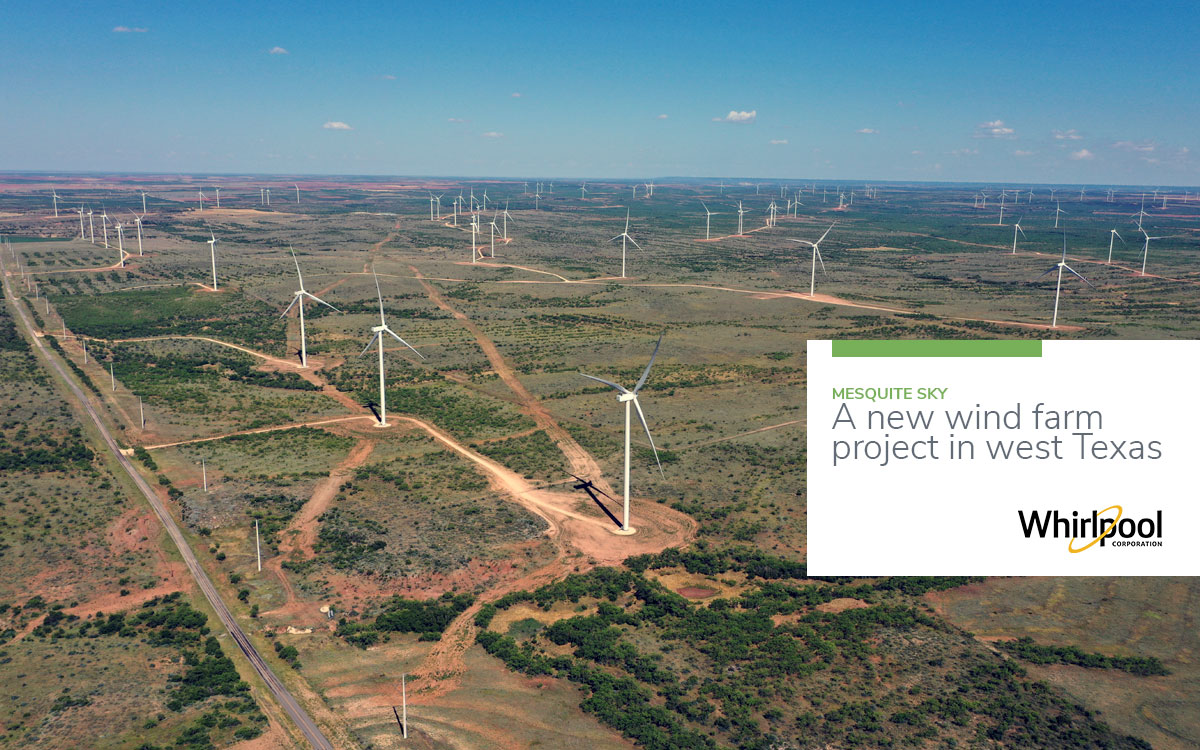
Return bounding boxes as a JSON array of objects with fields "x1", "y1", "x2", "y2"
[
  {"x1": 87, "y1": 208, "x2": 95, "y2": 244},
  {"x1": 198, "y1": 191, "x2": 205, "y2": 212},
  {"x1": 489, "y1": 212, "x2": 501, "y2": 257},
  {"x1": 735, "y1": 201, "x2": 748, "y2": 235},
  {"x1": 141, "y1": 191, "x2": 148, "y2": 213},
  {"x1": 266, "y1": 188, "x2": 271, "y2": 206},
  {"x1": 361, "y1": 270, "x2": 423, "y2": 427},
  {"x1": 1106, "y1": 229, "x2": 1124, "y2": 264},
  {"x1": 75, "y1": 206, "x2": 85, "y2": 239},
  {"x1": 214, "y1": 187, "x2": 220, "y2": 208},
  {"x1": 700, "y1": 202, "x2": 719, "y2": 240},
  {"x1": 206, "y1": 230, "x2": 219, "y2": 291},
  {"x1": 101, "y1": 209, "x2": 110, "y2": 248},
  {"x1": 578, "y1": 333, "x2": 665, "y2": 534},
  {"x1": 580, "y1": 183, "x2": 589, "y2": 199},
  {"x1": 280, "y1": 247, "x2": 340, "y2": 368},
  {"x1": 294, "y1": 184, "x2": 300, "y2": 204},
  {"x1": 1054, "y1": 202, "x2": 1065, "y2": 229},
  {"x1": 1138, "y1": 228, "x2": 1164, "y2": 276},
  {"x1": 788, "y1": 222, "x2": 835, "y2": 296},
  {"x1": 429, "y1": 193, "x2": 437, "y2": 221},
  {"x1": 130, "y1": 213, "x2": 146, "y2": 255},
  {"x1": 500, "y1": 201, "x2": 514, "y2": 239},
  {"x1": 51, "y1": 189, "x2": 60, "y2": 218},
  {"x1": 997, "y1": 192, "x2": 1007, "y2": 225},
  {"x1": 115, "y1": 221, "x2": 125, "y2": 268},
  {"x1": 610, "y1": 210, "x2": 643, "y2": 278},
  {"x1": 1011, "y1": 220, "x2": 1026, "y2": 254},
  {"x1": 1037, "y1": 233, "x2": 1093, "y2": 328}
]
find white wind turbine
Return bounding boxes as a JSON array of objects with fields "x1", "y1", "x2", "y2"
[
  {"x1": 214, "y1": 187, "x2": 220, "y2": 208},
  {"x1": 198, "y1": 191, "x2": 205, "y2": 212},
  {"x1": 87, "y1": 208, "x2": 95, "y2": 244},
  {"x1": 611, "y1": 210, "x2": 643, "y2": 278},
  {"x1": 1037, "y1": 233, "x2": 1093, "y2": 328},
  {"x1": 1054, "y1": 201, "x2": 1065, "y2": 229},
  {"x1": 488, "y1": 212, "x2": 501, "y2": 257},
  {"x1": 141, "y1": 191, "x2": 148, "y2": 213},
  {"x1": 75, "y1": 206, "x2": 85, "y2": 239},
  {"x1": 578, "y1": 333, "x2": 665, "y2": 534},
  {"x1": 130, "y1": 212, "x2": 146, "y2": 255},
  {"x1": 101, "y1": 209, "x2": 110, "y2": 248},
  {"x1": 51, "y1": 189, "x2": 60, "y2": 218},
  {"x1": 1106, "y1": 229, "x2": 1124, "y2": 264},
  {"x1": 280, "y1": 247, "x2": 340, "y2": 368},
  {"x1": 788, "y1": 222, "x2": 835, "y2": 296},
  {"x1": 735, "y1": 201, "x2": 748, "y2": 235},
  {"x1": 700, "y1": 202, "x2": 719, "y2": 240},
  {"x1": 580, "y1": 183, "x2": 589, "y2": 199},
  {"x1": 1010, "y1": 220, "x2": 1026, "y2": 254},
  {"x1": 1138, "y1": 228, "x2": 1165, "y2": 276},
  {"x1": 294, "y1": 184, "x2": 300, "y2": 203},
  {"x1": 500, "y1": 201, "x2": 514, "y2": 238},
  {"x1": 206, "y1": 230, "x2": 220, "y2": 291},
  {"x1": 428, "y1": 193, "x2": 437, "y2": 221},
  {"x1": 361, "y1": 270, "x2": 423, "y2": 427},
  {"x1": 115, "y1": 221, "x2": 126, "y2": 268},
  {"x1": 997, "y1": 192, "x2": 1007, "y2": 225}
]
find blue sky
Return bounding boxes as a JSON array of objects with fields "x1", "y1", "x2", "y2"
[{"x1": 3, "y1": 1, "x2": 1197, "y2": 184}]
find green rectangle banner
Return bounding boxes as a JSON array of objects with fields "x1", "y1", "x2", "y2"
[{"x1": 831, "y1": 340, "x2": 1042, "y2": 357}]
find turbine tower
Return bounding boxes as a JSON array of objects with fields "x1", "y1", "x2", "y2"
[
  {"x1": 1054, "y1": 202, "x2": 1065, "y2": 229},
  {"x1": 101, "y1": 209, "x2": 110, "y2": 248},
  {"x1": 115, "y1": 221, "x2": 125, "y2": 268},
  {"x1": 1138, "y1": 228, "x2": 1165, "y2": 276},
  {"x1": 1037, "y1": 234, "x2": 1093, "y2": 328},
  {"x1": 360, "y1": 270, "x2": 424, "y2": 427},
  {"x1": 579, "y1": 333, "x2": 665, "y2": 534},
  {"x1": 735, "y1": 201, "x2": 748, "y2": 235},
  {"x1": 206, "y1": 230, "x2": 220, "y2": 291},
  {"x1": 280, "y1": 247, "x2": 340, "y2": 368},
  {"x1": 700, "y1": 202, "x2": 719, "y2": 240},
  {"x1": 295, "y1": 184, "x2": 300, "y2": 203},
  {"x1": 1106, "y1": 229, "x2": 1123, "y2": 264},
  {"x1": 130, "y1": 212, "x2": 145, "y2": 255},
  {"x1": 87, "y1": 208, "x2": 95, "y2": 244},
  {"x1": 51, "y1": 189, "x2": 60, "y2": 218},
  {"x1": 788, "y1": 222, "x2": 835, "y2": 296},
  {"x1": 1011, "y1": 220, "x2": 1026, "y2": 255},
  {"x1": 610, "y1": 210, "x2": 643, "y2": 278},
  {"x1": 75, "y1": 206, "x2": 85, "y2": 239}
]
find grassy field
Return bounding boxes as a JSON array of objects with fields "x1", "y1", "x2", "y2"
[{"x1": 2, "y1": 175, "x2": 1198, "y2": 749}]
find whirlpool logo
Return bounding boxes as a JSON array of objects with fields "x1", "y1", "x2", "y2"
[{"x1": 1018, "y1": 506, "x2": 1163, "y2": 552}]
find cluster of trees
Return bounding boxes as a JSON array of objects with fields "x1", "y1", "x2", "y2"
[
  {"x1": 0, "y1": 308, "x2": 29, "y2": 353},
  {"x1": 337, "y1": 592, "x2": 474, "y2": 648},
  {"x1": 472, "y1": 430, "x2": 565, "y2": 479},
  {"x1": 314, "y1": 507, "x2": 389, "y2": 572},
  {"x1": 0, "y1": 425, "x2": 93, "y2": 473},
  {"x1": 999, "y1": 637, "x2": 1170, "y2": 676}
]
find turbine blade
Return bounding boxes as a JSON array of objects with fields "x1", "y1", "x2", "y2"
[
  {"x1": 385, "y1": 327, "x2": 425, "y2": 359},
  {"x1": 359, "y1": 331, "x2": 381, "y2": 356},
  {"x1": 815, "y1": 247, "x2": 828, "y2": 276},
  {"x1": 1035, "y1": 266, "x2": 1059, "y2": 280},
  {"x1": 818, "y1": 222, "x2": 836, "y2": 243},
  {"x1": 290, "y1": 246, "x2": 303, "y2": 287},
  {"x1": 372, "y1": 269, "x2": 386, "y2": 324},
  {"x1": 1061, "y1": 264, "x2": 1094, "y2": 287},
  {"x1": 279, "y1": 295, "x2": 299, "y2": 318},
  {"x1": 627, "y1": 236, "x2": 643, "y2": 251},
  {"x1": 632, "y1": 397, "x2": 664, "y2": 478},
  {"x1": 788, "y1": 239, "x2": 815, "y2": 246},
  {"x1": 302, "y1": 291, "x2": 340, "y2": 312},
  {"x1": 579, "y1": 373, "x2": 629, "y2": 394},
  {"x1": 634, "y1": 333, "x2": 663, "y2": 392}
]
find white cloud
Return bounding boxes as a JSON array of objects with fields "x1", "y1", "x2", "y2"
[
  {"x1": 322, "y1": 121, "x2": 353, "y2": 130},
  {"x1": 1112, "y1": 140, "x2": 1155, "y2": 152},
  {"x1": 447, "y1": 117, "x2": 467, "y2": 123},
  {"x1": 1180, "y1": 146, "x2": 1191, "y2": 155},
  {"x1": 269, "y1": 46, "x2": 289, "y2": 55},
  {"x1": 856, "y1": 128, "x2": 878, "y2": 134},
  {"x1": 950, "y1": 148, "x2": 979, "y2": 157},
  {"x1": 113, "y1": 26, "x2": 148, "y2": 32},
  {"x1": 656, "y1": 114, "x2": 669, "y2": 119},
  {"x1": 769, "y1": 139, "x2": 788, "y2": 145},
  {"x1": 1013, "y1": 149, "x2": 1034, "y2": 157},
  {"x1": 510, "y1": 92, "x2": 522, "y2": 98},
  {"x1": 1069, "y1": 149, "x2": 1094, "y2": 160},
  {"x1": 713, "y1": 110, "x2": 757, "y2": 124},
  {"x1": 911, "y1": 150, "x2": 923, "y2": 155},
  {"x1": 1053, "y1": 129, "x2": 1082, "y2": 140},
  {"x1": 379, "y1": 74, "x2": 397, "y2": 80},
  {"x1": 974, "y1": 119, "x2": 1015, "y2": 139},
  {"x1": 482, "y1": 131, "x2": 504, "y2": 139}
]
